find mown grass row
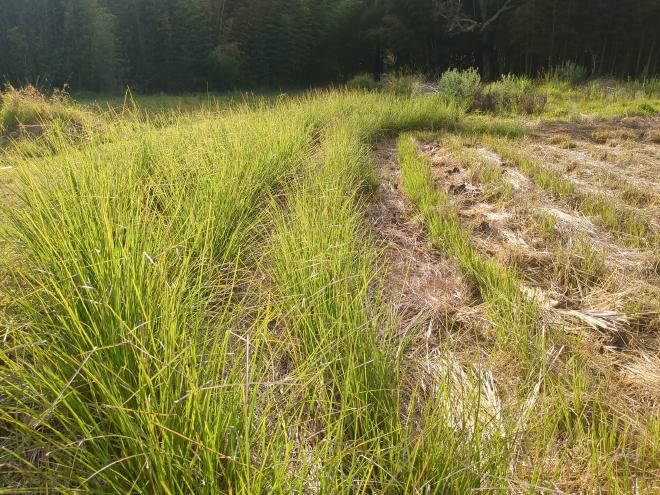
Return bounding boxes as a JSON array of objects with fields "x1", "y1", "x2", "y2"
[
  {"x1": 483, "y1": 137, "x2": 657, "y2": 246},
  {"x1": 397, "y1": 134, "x2": 541, "y2": 356},
  {"x1": 396, "y1": 134, "x2": 660, "y2": 493}
]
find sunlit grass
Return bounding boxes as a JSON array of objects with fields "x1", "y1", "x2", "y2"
[{"x1": 1, "y1": 85, "x2": 658, "y2": 493}]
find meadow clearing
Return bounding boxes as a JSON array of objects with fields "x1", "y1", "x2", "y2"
[{"x1": 0, "y1": 77, "x2": 659, "y2": 493}]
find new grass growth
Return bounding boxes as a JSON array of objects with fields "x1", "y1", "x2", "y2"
[
  {"x1": 397, "y1": 134, "x2": 540, "y2": 355},
  {"x1": 1, "y1": 85, "x2": 659, "y2": 493}
]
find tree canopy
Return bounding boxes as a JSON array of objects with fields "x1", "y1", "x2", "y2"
[{"x1": 1, "y1": 0, "x2": 658, "y2": 91}]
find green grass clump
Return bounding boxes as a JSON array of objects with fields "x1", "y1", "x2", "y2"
[
  {"x1": 345, "y1": 73, "x2": 381, "y2": 91},
  {"x1": 0, "y1": 85, "x2": 91, "y2": 139},
  {"x1": 0, "y1": 101, "x2": 314, "y2": 492},
  {"x1": 470, "y1": 74, "x2": 547, "y2": 115},
  {"x1": 539, "y1": 79, "x2": 660, "y2": 119},
  {"x1": 545, "y1": 61, "x2": 589, "y2": 85}
]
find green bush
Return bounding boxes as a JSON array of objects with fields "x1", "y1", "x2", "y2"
[
  {"x1": 438, "y1": 68, "x2": 481, "y2": 104},
  {"x1": 474, "y1": 75, "x2": 546, "y2": 115},
  {"x1": 346, "y1": 73, "x2": 380, "y2": 91},
  {"x1": 546, "y1": 61, "x2": 589, "y2": 85},
  {"x1": 383, "y1": 72, "x2": 422, "y2": 96}
]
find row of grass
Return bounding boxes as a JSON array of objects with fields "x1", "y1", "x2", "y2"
[
  {"x1": 396, "y1": 134, "x2": 660, "y2": 493},
  {"x1": 0, "y1": 98, "x2": 319, "y2": 492},
  {"x1": 1, "y1": 88, "x2": 658, "y2": 493},
  {"x1": 397, "y1": 134, "x2": 541, "y2": 356},
  {"x1": 0, "y1": 91, "x2": 514, "y2": 493},
  {"x1": 483, "y1": 137, "x2": 657, "y2": 246},
  {"x1": 256, "y1": 105, "x2": 513, "y2": 492}
]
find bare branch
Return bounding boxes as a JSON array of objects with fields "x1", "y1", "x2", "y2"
[
  {"x1": 434, "y1": 0, "x2": 531, "y2": 34},
  {"x1": 480, "y1": 0, "x2": 526, "y2": 33},
  {"x1": 435, "y1": 0, "x2": 479, "y2": 33}
]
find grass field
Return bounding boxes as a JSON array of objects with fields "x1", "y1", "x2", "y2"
[{"x1": 1, "y1": 79, "x2": 659, "y2": 493}]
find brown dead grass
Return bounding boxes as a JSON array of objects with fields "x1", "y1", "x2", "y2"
[
  {"x1": 374, "y1": 131, "x2": 660, "y2": 492},
  {"x1": 366, "y1": 141, "x2": 486, "y2": 349},
  {"x1": 417, "y1": 137, "x2": 659, "y2": 402}
]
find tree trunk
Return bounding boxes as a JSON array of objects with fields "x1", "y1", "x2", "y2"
[
  {"x1": 480, "y1": 32, "x2": 494, "y2": 81},
  {"x1": 478, "y1": 0, "x2": 493, "y2": 81}
]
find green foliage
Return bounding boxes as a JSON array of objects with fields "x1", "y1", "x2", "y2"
[
  {"x1": 0, "y1": 85, "x2": 90, "y2": 138},
  {"x1": 438, "y1": 68, "x2": 482, "y2": 106},
  {"x1": 384, "y1": 72, "x2": 422, "y2": 96},
  {"x1": 546, "y1": 61, "x2": 589, "y2": 85},
  {"x1": 0, "y1": 0, "x2": 658, "y2": 91},
  {"x1": 346, "y1": 73, "x2": 380, "y2": 91},
  {"x1": 474, "y1": 75, "x2": 547, "y2": 115}
]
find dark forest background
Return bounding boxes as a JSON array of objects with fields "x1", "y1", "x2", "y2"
[{"x1": 1, "y1": 0, "x2": 659, "y2": 92}]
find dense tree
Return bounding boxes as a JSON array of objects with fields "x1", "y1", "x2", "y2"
[{"x1": 0, "y1": 0, "x2": 658, "y2": 92}]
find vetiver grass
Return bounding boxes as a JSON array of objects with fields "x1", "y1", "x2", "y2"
[
  {"x1": 1, "y1": 87, "x2": 659, "y2": 493},
  {"x1": 0, "y1": 91, "x2": 516, "y2": 493},
  {"x1": 485, "y1": 136, "x2": 656, "y2": 246},
  {"x1": 397, "y1": 134, "x2": 540, "y2": 356},
  {"x1": 263, "y1": 114, "x2": 515, "y2": 492},
  {"x1": 0, "y1": 99, "x2": 316, "y2": 492}
]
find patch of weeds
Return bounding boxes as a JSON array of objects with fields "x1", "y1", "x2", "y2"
[
  {"x1": 532, "y1": 211, "x2": 558, "y2": 237},
  {"x1": 458, "y1": 115, "x2": 531, "y2": 138},
  {"x1": 383, "y1": 72, "x2": 422, "y2": 97},
  {"x1": 346, "y1": 73, "x2": 380, "y2": 91},
  {"x1": 621, "y1": 184, "x2": 653, "y2": 207},
  {"x1": 623, "y1": 287, "x2": 660, "y2": 333},
  {"x1": 1, "y1": 84, "x2": 91, "y2": 139},
  {"x1": 548, "y1": 133, "x2": 577, "y2": 149},
  {"x1": 591, "y1": 128, "x2": 641, "y2": 144},
  {"x1": 490, "y1": 138, "x2": 655, "y2": 246},
  {"x1": 545, "y1": 61, "x2": 589, "y2": 85},
  {"x1": 553, "y1": 239, "x2": 608, "y2": 294},
  {"x1": 474, "y1": 75, "x2": 547, "y2": 115},
  {"x1": 438, "y1": 67, "x2": 481, "y2": 107}
]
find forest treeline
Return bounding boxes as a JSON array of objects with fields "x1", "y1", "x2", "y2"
[{"x1": 1, "y1": 0, "x2": 659, "y2": 92}]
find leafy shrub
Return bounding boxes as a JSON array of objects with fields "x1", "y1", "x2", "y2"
[
  {"x1": 473, "y1": 75, "x2": 546, "y2": 115},
  {"x1": 0, "y1": 84, "x2": 90, "y2": 139},
  {"x1": 438, "y1": 68, "x2": 482, "y2": 104},
  {"x1": 383, "y1": 72, "x2": 422, "y2": 96},
  {"x1": 346, "y1": 73, "x2": 380, "y2": 91},
  {"x1": 546, "y1": 61, "x2": 588, "y2": 85}
]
